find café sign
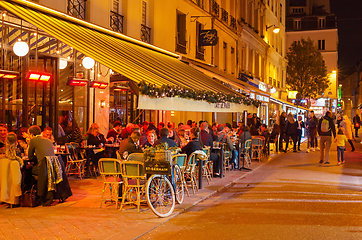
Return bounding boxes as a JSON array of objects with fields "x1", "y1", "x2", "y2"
[
  {"x1": 199, "y1": 29, "x2": 218, "y2": 46},
  {"x1": 214, "y1": 102, "x2": 231, "y2": 109}
]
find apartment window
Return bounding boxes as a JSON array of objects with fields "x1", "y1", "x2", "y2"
[
  {"x1": 292, "y1": 8, "x2": 303, "y2": 13},
  {"x1": 113, "y1": 0, "x2": 119, "y2": 12},
  {"x1": 318, "y1": 40, "x2": 325, "y2": 50},
  {"x1": 67, "y1": 0, "x2": 86, "y2": 19},
  {"x1": 196, "y1": 0, "x2": 204, "y2": 9},
  {"x1": 294, "y1": 19, "x2": 301, "y2": 30},
  {"x1": 318, "y1": 17, "x2": 326, "y2": 28},
  {"x1": 176, "y1": 12, "x2": 187, "y2": 54},
  {"x1": 223, "y1": 42, "x2": 227, "y2": 71},
  {"x1": 142, "y1": 1, "x2": 147, "y2": 25},
  {"x1": 279, "y1": 3, "x2": 282, "y2": 22}
]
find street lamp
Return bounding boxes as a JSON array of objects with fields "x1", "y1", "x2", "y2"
[{"x1": 266, "y1": 24, "x2": 280, "y2": 33}]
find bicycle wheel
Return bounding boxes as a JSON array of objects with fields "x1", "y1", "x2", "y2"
[
  {"x1": 173, "y1": 164, "x2": 184, "y2": 204},
  {"x1": 146, "y1": 174, "x2": 175, "y2": 218}
]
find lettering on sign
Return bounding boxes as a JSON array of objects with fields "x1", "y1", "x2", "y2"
[
  {"x1": 263, "y1": 96, "x2": 270, "y2": 102},
  {"x1": 214, "y1": 102, "x2": 231, "y2": 109},
  {"x1": 199, "y1": 29, "x2": 219, "y2": 46},
  {"x1": 256, "y1": 95, "x2": 263, "y2": 101}
]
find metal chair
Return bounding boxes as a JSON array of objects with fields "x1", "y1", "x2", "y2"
[
  {"x1": 120, "y1": 160, "x2": 146, "y2": 212},
  {"x1": 201, "y1": 147, "x2": 212, "y2": 184},
  {"x1": 244, "y1": 139, "x2": 252, "y2": 167},
  {"x1": 126, "y1": 153, "x2": 144, "y2": 162},
  {"x1": 65, "y1": 143, "x2": 86, "y2": 179},
  {"x1": 251, "y1": 137, "x2": 263, "y2": 162},
  {"x1": 98, "y1": 158, "x2": 123, "y2": 208},
  {"x1": 222, "y1": 143, "x2": 231, "y2": 172},
  {"x1": 172, "y1": 154, "x2": 189, "y2": 197},
  {"x1": 185, "y1": 152, "x2": 198, "y2": 194}
]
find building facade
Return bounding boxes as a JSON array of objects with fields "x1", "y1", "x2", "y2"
[{"x1": 285, "y1": 0, "x2": 338, "y2": 117}]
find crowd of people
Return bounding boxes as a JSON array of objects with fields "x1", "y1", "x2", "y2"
[{"x1": 277, "y1": 110, "x2": 359, "y2": 165}]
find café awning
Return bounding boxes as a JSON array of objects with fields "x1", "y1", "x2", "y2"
[{"x1": 0, "y1": 0, "x2": 240, "y2": 97}]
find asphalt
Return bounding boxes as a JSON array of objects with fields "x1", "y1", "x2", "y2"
[{"x1": 1, "y1": 137, "x2": 354, "y2": 240}]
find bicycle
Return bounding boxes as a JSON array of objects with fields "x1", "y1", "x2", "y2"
[{"x1": 145, "y1": 154, "x2": 184, "y2": 218}]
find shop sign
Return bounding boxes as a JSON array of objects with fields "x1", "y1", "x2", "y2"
[
  {"x1": 263, "y1": 96, "x2": 270, "y2": 102},
  {"x1": 259, "y1": 82, "x2": 267, "y2": 92},
  {"x1": 256, "y1": 95, "x2": 263, "y2": 101},
  {"x1": 288, "y1": 91, "x2": 298, "y2": 99},
  {"x1": 250, "y1": 93, "x2": 255, "y2": 99},
  {"x1": 199, "y1": 29, "x2": 218, "y2": 46},
  {"x1": 214, "y1": 102, "x2": 230, "y2": 109}
]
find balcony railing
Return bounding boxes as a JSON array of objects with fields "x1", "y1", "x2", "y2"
[
  {"x1": 211, "y1": 0, "x2": 220, "y2": 18},
  {"x1": 196, "y1": 0, "x2": 204, "y2": 9},
  {"x1": 67, "y1": 0, "x2": 86, "y2": 19},
  {"x1": 141, "y1": 24, "x2": 151, "y2": 43},
  {"x1": 176, "y1": 36, "x2": 187, "y2": 54},
  {"x1": 196, "y1": 46, "x2": 205, "y2": 61},
  {"x1": 221, "y1": 8, "x2": 228, "y2": 24},
  {"x1": 230, "y1": 15, "x2": 237, "y2": 30},
  {"x1": 110, "y1": 11, "x2": 124, "y2": 33}
]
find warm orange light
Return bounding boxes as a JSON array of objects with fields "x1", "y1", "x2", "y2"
[
  {"x1": 99, "y1": 83, "x2": 108, "y2": 89},
  {"x1": 3, "y1": 74, "x2": 18, "y2": 79},
  {"x1": 91, "y1": 82, "x2": 101, "y2": 88},
  {"x1": 29, "y1": 73, "x2": 41, "y2": 80},
  {"x1": 39, "y1": 75, "x2": 51, "y2": 81}
]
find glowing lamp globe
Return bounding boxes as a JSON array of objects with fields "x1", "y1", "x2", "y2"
[
  {"x1": 59, "y1": 59, "x2": 68, "y2": 70},
  {"x1": 270, "y1": 87, "x2": 277, "y2": 94},
  {"x1": 13, "y1": 41, "x2": 29, "y2": 57},
  {"x1": 82, "y1": 57, "x2": 95, "y2": 69}
]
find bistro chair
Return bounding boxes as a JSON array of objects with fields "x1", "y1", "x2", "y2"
[
  {"x1": 251, "y1": 137, "x2": 263, "y2": 162},
  {"x1": 120, "y1": 160, "x2": 146, "y2": 212},
  {"x1": 64, "y1": 143, "x2": 86, "y2": 179},
  {"x1": 98, "y1": 158, "x2": 123, "y2": 209},
  {"x1": 201, "y1": 147, "x2": 212, "y2": 184},
  {"x1": 222, "y1": 143, "x2": 231, "y2": 172},
  {"x1": 172, "y1": 154, "x2": 189, "y2": 197},
  {"x1": 243, "y1": 139, "x2": 252, "y2": 167},
  {"x1": 184, "y1": 152, "x2": 198, "y2": 194},
  {"x1": 126, "y1": 153, "x2": 144, "y2": 162}
]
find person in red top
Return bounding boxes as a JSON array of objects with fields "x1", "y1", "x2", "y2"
[{"x1": 106, "y1": 121, "x2": 122, "y2": 142}]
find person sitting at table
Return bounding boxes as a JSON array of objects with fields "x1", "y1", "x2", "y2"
[
  {"x1": 177, "y1": 129, "x2": 188, "y2": 148},
  {"x1": 28, "y1": 125, "x2": 72, "y2": 206},
  {"x1": 154, "y1": 128, "x2": 177, "y2": 148},
  {"x1": 118, "y1": 131, "x2": 143, "y2": 158},
  {"x1": 40, "y1": 127, "x2": 55, "y2": 143},
  {"x1": 0, "y1": 123, "x2": 8, "y2": 153},
  {"x1": 17, "y1": 127, "x2": 29, "y2": 157},
  {"x1": 217, "y1": 125, "x2": 238, "y2": 169},
  {"x1": 0, "y1": 133, "x2": 23, "y2": 208},
  {"x1": 260, "y1": 124, "x2": 270, "y2": 143},
  {"x1": 86, "y1": 125, "x2": 107, "y2": 171},
  {"x1": 156, "y1": 122, "x2": 165, "y2": 138},
  {"x1": 142, "y1": 130, "x2": 157, "y2": 148},
  {"x1": 120, "y1": 123, "x2": 135, "y2": 140},
  {"x1": 167, "y1": 122, "x2": 181, "y2": 146},
  {"x1": 200, "y1": 122, "x2": 220, "y2": 176},
  {"x1": 65, "y1": 120, "x2": 83, "y2": 145},
  {"x1": 181, "y1": 127, "x2": 201, "y2": 158},
  {"x1": 106, "y1": 121, "x2": 122, "y2": 142}
]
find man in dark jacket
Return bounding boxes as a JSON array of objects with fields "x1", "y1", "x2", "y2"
[
  {"x1": 118, "y1": 131, "x2": 143, "y2": 157},
  {"x1": 200, "y1": 122, "x2": 220, "y2": 175},
  {"x1": 154, "y1": 128, "x2": 177, "y2": 147},
  {"x1": 278, "y1": 111, "x2": 287, "y2": 152},
  {"x1": 306, "y1": 111, "x2": 318, "y2": 152},
  {"x1": 317, "y1": 111, "x2": 336, "y2": 164},
  {"x1": 296, "y1": 116, "x2": 305, "y2": 151}
]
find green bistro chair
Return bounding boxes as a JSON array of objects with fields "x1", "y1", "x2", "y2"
[
  {"x1": 172, "y1": 154, "x2": 189, "y2": 197},
  {"x1": 98, "y1": 158, "x2": 123, "y2": 209}
]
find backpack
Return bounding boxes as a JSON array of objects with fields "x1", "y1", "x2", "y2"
[{"x1": 321, "y1": 118, "x2": 330, "y2": 133}]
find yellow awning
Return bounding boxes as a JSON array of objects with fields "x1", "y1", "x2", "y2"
[{"x1": 0, "y1": 0, "x2": 239, "y2": 95}]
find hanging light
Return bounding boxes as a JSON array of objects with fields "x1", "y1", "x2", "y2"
[
  {"x1": 82, "y1": 57, "x2": 95, "y2": 69},
  {"x1": 13, "y1": 39, "x2": 29, "y2": 57},
  {"x1": 59, "y1": 59, "x2": 68, "y2": 70}
]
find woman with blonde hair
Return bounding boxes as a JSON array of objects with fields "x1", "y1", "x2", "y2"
[
  {"x1": 284, "y1": 113, "x2": 298, "y2": 152},
  {"x1": 340, "y1": 115, "x2": 355, "y2": 152}
]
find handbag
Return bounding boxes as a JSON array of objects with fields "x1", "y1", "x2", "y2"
[
  {"x1": 355, "y1": 122, "x2": 360, "y2": 128},
  {"x1": 21, "y1": 185, "x2": 39, "y2": 207}
]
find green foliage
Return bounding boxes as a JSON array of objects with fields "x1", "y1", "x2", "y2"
[
  {"x1": 138, "y1": 81, "x2": 262, "y2": 108},
  {"x1": 286, "y1": 38, "x2": 329, "y2": 99},
  {"x1": 143, "y1": 142, "x2": 178, "y2": 162}
]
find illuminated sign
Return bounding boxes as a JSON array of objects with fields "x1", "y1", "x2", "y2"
[
  {"x1": 288, "y1": 91, "x2": 298, "y2": 99},
  {"x1": 250, "y1": 93, "x2": 255, "y2": 99}
]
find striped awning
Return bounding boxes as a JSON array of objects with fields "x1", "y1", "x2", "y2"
[{"x1": 0, "y1": 0, "x2": 240, "y2": 96}]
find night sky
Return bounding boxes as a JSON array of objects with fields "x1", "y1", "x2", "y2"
[{"x1": 330, "y1": 0, "x2": 362, "y2": 79}]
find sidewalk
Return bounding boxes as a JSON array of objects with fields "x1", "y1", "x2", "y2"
[{"x1": 0, "y1": 142, "x2": 310, "y2": 240}]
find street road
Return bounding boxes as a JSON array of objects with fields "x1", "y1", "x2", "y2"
[{"x1": 139, "y1": 143, "x2": 362, "y2": 240}]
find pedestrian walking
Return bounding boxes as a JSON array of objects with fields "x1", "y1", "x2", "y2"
[
  {"x1": 296, "y1": 115, "x2": 305, "y2": 151},
  {"x1": 284, "y1": 113, "x2": 298, "y2": 152},
  {"x1": 306, "y1": 111, "x2": 318, "y2": 152},
  {"x1": 334, "y1": 128, "x2": 348, "y2": 165},
  {"x1": 279, "y1": 111, "x2": 287, "y2": 152},
  {"x1": 353, "y1": 113, "x2": 361, "y2": 138},
  {"x1": 317, "y1": 111, "x2": 336, "y2": 164},
  {"x1": 340, "y1": 115, "x2": 355, "y2": 152}
]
